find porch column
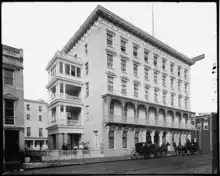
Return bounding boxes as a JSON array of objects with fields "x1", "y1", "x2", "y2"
[
  {"x1": 64, "y1": 83, "x2": 66, "y2": 99},
  {"x1": 151, "y1": 131, "x2": 155, "y2": 144},
  {"x1": 56, "y1": 105, "x2": 60, "y2": 123},
  {"x1": 145, "y1": 105, "x2": 148, "y2": 125},
  {"x1": 57, "y1": 83, "x2": 60, "y2": 97},
  {"x1": 63, "y1": 62, "x2": 65, "y2": 75},
  {"x1": 159, "y1": 132, "x2": 163, "y2": 146},
  {"x1": 142, "y1": 129, "x2": 147, "y2": 142},
  {"x1": 104, "y1": 96, "x2": 111, "y2": 121},
  {"x1": 155, "y1": 107, "x2": 159, "y2": 126}
]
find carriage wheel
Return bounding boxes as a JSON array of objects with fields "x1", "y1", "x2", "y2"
[{"x1": 131, "y1": 150, "x2": 138, "y2": 160}]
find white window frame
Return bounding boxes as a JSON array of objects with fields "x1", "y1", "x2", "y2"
[{"x1": 4, "y1": 69, "x2": 14, "y2": 86}]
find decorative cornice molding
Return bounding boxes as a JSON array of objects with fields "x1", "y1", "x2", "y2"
[
  {"x1": 3, "y1": 93, "x2": 19, "y2": 101},
  {"x1": 132, "y1": 60, "x2": 141, "y2": 65},
  {"x1": 106, "y1": 71, "x2": 117, "y2": 78},
  {"x1": 106, "y1": 48, "x2": 117, "y2": 56},
  {"x1": 120, "y1": 54, "x2": 130, "y2": 61},
  {"x1": 120, "y1": 75, "x2": 129, "y2": 82},
  {"x1": 133, "y1": 79, "x2": 141, "y2": 85}
]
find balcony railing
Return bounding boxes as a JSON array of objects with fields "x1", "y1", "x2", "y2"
[
  {"x1": 105, "y1": 115, "x2": 192, "y2": 130},
  {"x1": 48, "y1": 119, "x2": 81, "y2": 126},
  {"x1": 50, "y1": 93, "x2": 81, "y2": 102},
  {"x1": 67, "y1": 120, "x2": 80, "y2": 126}
]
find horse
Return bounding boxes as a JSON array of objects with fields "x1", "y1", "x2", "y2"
[{"x1": 157, "y1": 142, "x2": 170, "y2": 157}]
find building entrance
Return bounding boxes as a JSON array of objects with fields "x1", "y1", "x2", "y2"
[{"x1": 5, "y1": 130, "x2": 20, "y2": 162}]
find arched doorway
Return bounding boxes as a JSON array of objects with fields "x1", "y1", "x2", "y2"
[
  {"x1": 146, "y1": 130, "x2": 151, "y2": 143},
  {"x1": 154, "y1": 131, "x2": 159, "y2": 145},
  {"x1": 162, "y1": 131, "x2": 167, "y2": 144}
]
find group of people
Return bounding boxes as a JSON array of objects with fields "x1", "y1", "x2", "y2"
[{"x1": 62, "y1": 143, "x2": 84, "y2": 151}]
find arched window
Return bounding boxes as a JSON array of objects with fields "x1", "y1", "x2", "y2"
[
  {"x1": 122, "y1": 130, "x2": 128, "y2": 148},
  {"x1": 108, "y1": 128, "x2": 115, "y2": 149}
]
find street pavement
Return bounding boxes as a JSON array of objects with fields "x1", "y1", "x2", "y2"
[{"x1": 10, "y1": 153, "x2": 212, "y2": 174}]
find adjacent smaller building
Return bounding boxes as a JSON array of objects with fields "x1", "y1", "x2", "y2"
[
  {"x1": 192, "y1": 113, "x2": 212, "y2": 154},
  {"x1": 24, "y1": 99, "x2": 48, "y2": 150}
]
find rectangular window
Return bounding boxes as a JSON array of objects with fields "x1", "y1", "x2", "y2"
[
  {"x1": 86, "y1": 82, "x2": 89, "y2": 97},
  {"x1": 134, "y1": 131, "x2": 139, "y2": 144},
  {"x1": 59, "y1": 62, "x2": 63, "y2": 74},
  {"x1": 154, "y1": 55, "x2": 158, "y2": 67},
  {"x1": 178, "y1": 66, "x2": 181, "y2": 77},
  {"x1": 203, "y1": 122, "x2": 208, "y2": 130},
  {"x1": 185, "y1": 83, "x2": 188, "y2": 94},
  {"x1": 65, "y1": 64, "x2": 70, "y2": 75},
  {"x1": 122, "y1": 131, "x2": 128, "y2": 148},
  {"x1": 163, "y1": 92, "x2": 166, "y2": 105},
  {"x1": 170, "y1": 63, "x2": 174, "y2": 74},
  {"x1": 154, "y1": 89, "x2": 158, "y2": 103},
  {"x1": 4, "y1": 69, "x2": 13, "y2": 85},
  {"x1": 5, "y1": 99, "x2": 14, "y2": 124},
  {"x1": 171, "y1": 78, "x2": 174, "y2": 89},
  {"x1": 27, "y1": 114, "x2": 30, "y2": 120},
  {"x1": 133, "y1": 45, "x2": 138, "y2": 57},
  {"x1": 184, "y1": 69, "x2": 188, "y2": 80},
  {"x1": 39, "y1": 106, "x2": 42, "y2": 112},
  {"x1": 121, "y1": 80, "x2": 127, "y2": 95},
  {"x1": 134, "y1": 83, "x2": 138, "y2": 97},
  {"x1": 71, "y1": 65, "x2": 76, "y2": 77},
  {"x1": 121, "y1": 59, "x2": 126, "y2": 72},
  {"x1": 163, "y1": 75, "x2": 166, "y2": 87},
  {"x1": 185, "y1": 98, "x2": 187, "y2": 109},
  {"x1": 145, "y1": 86, "x2": 149, "y2": 100},
  {"x1": 27, "y1": 104, "x2": 30, "y2": 110},
  {"x1": 133, "y1": 64, "x2": 138, "y2": 77},
  {"x1": 77, "y1": 67, "x2": 81, "y2": 78},
  {"x1": 154, "y1": 72, "x2": 158, "y2": 84},
  {"x1": 178, "y1": 96, "x2": 181, "y2": 108},
  {"x1": 27, "y1": 127, "x2": 31, "y2": 137},
  {"x1": 39, "y1": 128, "x2": 43, "y2": 137},
  {"x1": 144, "y1": 67, "x2": 149, "y2": 81},
  {"x1": 108, "y1": 76, "x2": 114, "y2": 92},
  {"x1": 178, "y1": 81, "x2": 181, "y2": 92},
  {"x1": 85, "y1": 62, "x2": 89, "y2": 75},
  {"x1": 162, "y1": 59, "x2": 166, "y2": 70},
  {"x1": 144, "y1": 50, "x2": 149, "y2": 63},
  {"x1": 171, "y1": 94, "x2": 174, "y2": 106},
  {"x1": 121, "y1": 39, "x2": 127, "y2": 53},
  {"x1": 107, "y1": 53, "x2": 113, "y2": 69},
  {"x1": 107, "y1": 32, "x2": 113, "y2": 46},
  {"x1": 108, "y1": 129, "x2": 115, "y2": 149},
  {"x1": 39, "y1": 115, "x2": 42, "y2": 121},
  {"x1": 85, "y1": 44, "x2": 88, "y2": 55}
]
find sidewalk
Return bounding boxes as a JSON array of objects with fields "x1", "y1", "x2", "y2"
[{"x1": 21, "y1": 151, "x2": 177, "y2": 171}]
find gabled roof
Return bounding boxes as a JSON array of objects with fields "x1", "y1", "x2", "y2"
[{"x1": 61, "y1": 5, "x2": 204, "y2": 66}]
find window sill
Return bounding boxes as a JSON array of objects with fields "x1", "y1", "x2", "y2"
[
  {"x1": 123, "y1": 148, "x2": 129, "y2": 150},
  {"x1": 121, "y1": 51, "x2": 127, "y2": 55},
  {"x1": 4, "y1": 84, "x2": 14, "y2": 87},
  {"x1": 134, "y1": 56, "x2": 139, "y2": 59},
  {"x1": 107, "y1": 45, "x2": 115, "y2": 49},
  {"x1": 122, "y1": 71, "x2": 128, "y2": 75},
  {"x1": 109, "y1": 148, "x2": 116, "y2": 151}
]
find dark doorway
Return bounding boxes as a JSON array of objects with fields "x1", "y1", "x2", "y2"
[
  {"x1": 5, "y1": 130, "x2": 20, "y2": 162},
  {"x1": 146, "y1": 131, "x2": 151, "y2": 143},
  {"x1": 154, "y1": 131, "x2": 159, "y2": 145}
]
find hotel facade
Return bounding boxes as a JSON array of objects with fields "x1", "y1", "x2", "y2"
[
  {"x1": 46, "y1": 5, "x2": 204, "y2": 156},
  {"x1": 24, "y1": 99, "x2": 48, "y2": 150},
  {"x1": 3, "y1": 44, "x2": 25, "y2": 164}
]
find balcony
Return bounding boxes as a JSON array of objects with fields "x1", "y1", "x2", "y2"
[
  {"x1": 104, "y1": 115, "x2": 192, "y2": 130},
  {"x1": 48, "y1": 119, "x2": 81, "y2": 127}
]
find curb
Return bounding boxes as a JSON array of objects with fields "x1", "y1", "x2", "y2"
[{"x1": 21, "y1": 154, "x2": 177, "y2": 171}]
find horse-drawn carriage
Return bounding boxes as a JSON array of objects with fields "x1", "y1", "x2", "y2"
[
  {"x1": 130, "y1": 142, "x2": 170, "y2": 159},
  {"x1": 173, "y1": 140, "x2": 201, "y2": 156}
]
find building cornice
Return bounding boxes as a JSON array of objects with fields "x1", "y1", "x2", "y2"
[
  {"x1": 61, "y1": 5, "x2": 204, "y2": 66},
  {"x1": 24, "y1": 99, "x2": 48, "y2": 105},
  {"x1": 3, "y1": 62, "x2": 23, "y2": 70}
]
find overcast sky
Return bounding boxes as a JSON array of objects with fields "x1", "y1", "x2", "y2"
[{"x1": 2, "y1": 2, "x2": 217, "y2": 113}]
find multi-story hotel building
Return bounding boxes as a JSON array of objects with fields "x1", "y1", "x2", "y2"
[
  {"x1": 24, "y1": 99, "x2": 48, "y2": 150},
  {"x1": 3, "y1": 44, "x2": 25, "y2": 164},
  {"x1": 46, "y1": 5, "x2": 204, "y2": 156}
]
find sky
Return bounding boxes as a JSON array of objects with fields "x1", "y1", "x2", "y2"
[{"x1": 2, "y1": 2, "x2": 217, "y2": 113}]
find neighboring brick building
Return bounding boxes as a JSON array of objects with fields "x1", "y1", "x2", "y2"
[
  {"x1": 192, "y1": 113, "x2": 212, "y2": 154},
  {"x1": 2, "y1": 44, "x2": 25, "y2": 165},
  {"x1": 24, "y1": 99, "x2": 48, "y2": 150}
]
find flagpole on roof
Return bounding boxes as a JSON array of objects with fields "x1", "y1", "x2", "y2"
[{"x1": 152, "y1": 3, "x2": 154, "y2": 37}]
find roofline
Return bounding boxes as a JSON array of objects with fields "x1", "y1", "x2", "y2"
[
  {"x1": 24, "y1": 99, "x2": 48, "y2": 104},
  {"x1": 2, "y1": 44, "x2": 23, "y2": 53},
  {"x1": 61, "y1": 5, "x2": 204, "y2": 66}
]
